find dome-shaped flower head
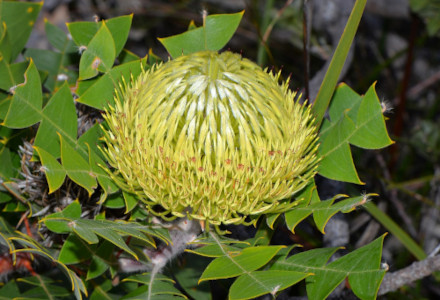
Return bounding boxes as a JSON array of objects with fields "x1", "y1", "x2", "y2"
[{"x1": 101, "y1": 50, "x2": 319, "y2": 227}]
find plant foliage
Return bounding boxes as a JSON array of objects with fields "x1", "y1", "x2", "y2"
[{"x1": 0, "y1": 1, "x2": 393, "y2": 299}]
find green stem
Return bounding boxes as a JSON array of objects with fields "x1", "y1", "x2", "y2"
[
  {"x1": 364, "y1": 202, "x2": 426, "y2": 260},
  {"x1": 311, "y1": 0, "x2": 367, "y2": 129}
]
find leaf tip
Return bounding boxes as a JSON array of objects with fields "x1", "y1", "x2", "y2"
[
  {"x1": 337, "y1": 82, "x2": 347, "y2": 88},
  {"x1": 48, "y1": 187, "x2": 58, "y2": 195}
]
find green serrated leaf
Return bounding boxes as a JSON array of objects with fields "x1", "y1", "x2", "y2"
[
  {"x1": 0, "y1": 22, "x2": 12, "y2": 63},
  {"x1": 34, "y1": 83, "x2": 77, "y2": 158},
  {"x1": 2, "y1": 200, "x2": 27, "y2": 212},
  {"x1": 17, "y1": 276, "x2": 71, "y2": 298},
  {"x1": 72, "y1": 221, "x2": 100, "y2": 244},
  {"x1": 123, "y1": 273, "x2": 175, "y2": 285},
  {"x1": 327, "y1": 83, "x2": 362, "y2": 122},
  {"x1": 130, "y1": 206, "x2": 149, "y2": 221},
  {"x1": 158, "y1": 11, "x2": 244, "y2": 58},
  {"x1": 2, "y1": 60, "x2": 42, "y2": 128},
  {"x1": 0, "y1": 1, "x2": 42, "y2": 61},
  {"x1": 318, "y1": 112, "x2": 361, "y2": 184},
  {"x1": 186, "y1": 243, "x2": 242, "y2": 258},
  {"x1": 79, "y1": 220, "x2": 137, "y2": 259},
  {"x1": 9, "y1": 233, "x2": 88, "y2": 299},
  {"x1": 76, "y1": 57, "x2": 148, "y2": 110},
  {"x1": 19, "y1": 283, "x2": 72, "y2": 298},
  {"x1": 0, "y1": 280, "x2": 21, "y2": 298},
  {"x1": 191, "y1": 233, "x2": 250, "y2": 246},
  {"x1": 118, "y1": 49, "x2": 140, "y2": 64},
  {"x1": 349, "y1": 83, "x2": 394, "y2": 148},
  {"x1": 0, "y1": 60, "x2": 28, "y2": 92},
  {"x1": 284, "y1": 183, "x2": 319, "y2": 233},
  {"x1": 271, "y1": 236, "x2": 386, "y2": 300},
  {"x1": 41, "y1": 20, "x2": 78, "y2": 90},
  {"x1": 102, "y1": 189, "x2": 124, "y2": 209},
  {"x1": 45, "y1": 205, "x2": 170, "y2": 260},
  {"x1": 43, "y1": 201, "x2": 82, "y2": 233},
  {"x1": 45, "y1": 19, "x2": 76, "y2": 53},
  {"x1": 79, "y1": 21, "x2": 116, "y2": 80},
  {"x1": 67, "y1": 15, "x2": 132, "y2": 57},
  {"x1": 286, "y1": 193, "x2": 368, "y2": 234},
  {"x1": 318, "y1": 83, "x2": 393, "y2": 184},
  {"x1": 187, "y1": 20, "x2": 197, "y2": 31},
  {"x1": 265, "y1": 213, "x2": 280, "y2": 229},
  {"x1": 0, "y1": 182, "x2": 25, "y2": 208},
  {"x1": 66, "y1": 20, "x2": 99, "y2": 48},
  {"x1": 56, "y1": 201, "x2": 82, "y2": 219},
  {"x1": 16, "y1": 275, "x2": 54, "y2": 286},
  {"x1": 87, "y1": 241, "x2": 115, "y2": 280},
  {"x1": 171, "y1": 253, "x2": 212, "y2": 300},
  {"x1": 24, "y1": 46, "x2": 76, "y2": 92},
  {"x1": 0, "y1": 96, "x2": 11, "y2": 119},
  {"x1": 229, "y1": 270, "x2": 310, "y2": 300},
  {"x1": 123, "y1": 191, "x2": 138, "y2": 213},
  {"x1": 24, "y1": 48, "x2": 62, "y2": 79},
  {"x1": 122, "y1": 273, "x2": 186, "y2": 300},
  {"x1": 199, "y1": 245, "x2": 284, "y2": 282},
  {"x1": 312, "y1": 195, "x2": 366, "y2": 233},
  {"x1": 59, "y1": 134, "x2": 97, "y2": 195},
  {"x1": 246, "y1": 220, "x2": 274, "y2": 247},
  {"x1": 112, "y1": 221, "x2": 155, "y2": 247},
  {"x1": 59, "y1": 234, "x2": 95, "y2": 264},
  {"x1": 121, "y1": 280, "x2": 186, "y2": 300},
  {"x1": 0, "y1": 191, "x2": 13, "y2": 204},
  {"x1": 78, "y1": 123, "x2": 103, "y2": 150},
  {"x1": 105, "y1": 14, "x2": 133, "y2": 56},
  {"x1": 0, "y1": 143, "x2": 20, "y2": 180},
  {"x1": 33, "y1": 146, "x2": 66, "y2": 193},
  {"x1": 88, "y1": 279, "x2": 114, "y2": 300}
]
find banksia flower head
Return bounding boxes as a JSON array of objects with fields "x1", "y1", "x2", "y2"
[{"x1": 101, "y1": 50, "x2": 319, "y2": 227}]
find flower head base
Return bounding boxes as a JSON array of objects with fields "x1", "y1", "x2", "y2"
[{"x1": 101, "y1": 51, "x2": 319, "y2": 226}]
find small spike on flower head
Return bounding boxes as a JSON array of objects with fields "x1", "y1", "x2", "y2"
[{"x1": 101, "y1": 50, "x2": 319, "y2": 227}]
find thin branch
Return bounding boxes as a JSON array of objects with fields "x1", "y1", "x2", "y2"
[{"x1": 378, "y1": 255, "x2": 440, "y2": 295}]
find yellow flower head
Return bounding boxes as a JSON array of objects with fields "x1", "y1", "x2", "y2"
[{"x1": 101, "y1": 50, "x2": 319, "y2": 226}]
